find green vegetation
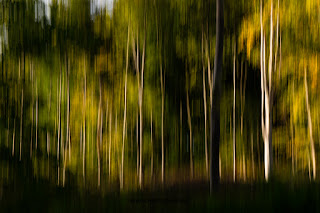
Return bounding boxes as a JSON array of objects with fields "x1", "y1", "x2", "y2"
[{"x1": 0, "y1": 0, "x2": 320, "y2": 210}]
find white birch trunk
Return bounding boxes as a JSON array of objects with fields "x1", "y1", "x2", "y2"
[{"x1": 304, "y1": 67, "x2": 316, "y2": 180}]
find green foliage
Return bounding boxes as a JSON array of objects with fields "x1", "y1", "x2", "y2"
[{"x1": 1, "y1": 0, "x2": 320, "y2": 191}]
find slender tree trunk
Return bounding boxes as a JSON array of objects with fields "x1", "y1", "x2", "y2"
[
  {"x1": 240, "y1": 61, "x2": 247, "y2": 135},
  {"x1": 30, "y1": 62, "x2": 33, "y2": 158},
  {"x1": 23, "y1": 51, "x2": 25, "y2": 82},
  {"x1": 290, "y1": 80, "x2": 294, "y2": 177},
  {"x1": 60, "y1": 123, "x2": 64, "y2": 186},
  {"x1": 308, "y1": 154, "x2": 311, "y2": 181},
  {"x1": 66, "y1": 55, "x2": 69, "y2": 162},
  {"x1": 275, "y1": 0, "x2": 280, "y2": 78},
  {"x1": 233, "y1": 43, "x2": 236, "y2": 182},
  {"x1": 239, "y1": 152, "x2": 243, "y2": 180},
  {"x1": 91, "y1": 90, "x2": 94, "y2": 170},
  {"x1": 96, "y1": 79, "x2": 101, "y2": 188},
  {"x1": 12, "y1": 118, "x2": 15, "y2": 156},
  {"x1": 18, "y1": 56, "x2": 20, "y2": 80},
  {"x1": 304, "y1": 67, "x2": 316, "y2": 180},
  {"x1": 63, "y1": 132, "x2": 68, "y2": 187},
  {"x1": 121, "y1": 24, "x2": 130, "y2": 189},
  {"x1": 36, "y1": 81, "x2": 38, "y2": 150},
  {"x1": 139, "y1": 94, "x2": 143, "y2": 188},
  {"x1": 99, "y1": 74, "x2": 103, "y2": 188},
  {"x1": 260, "y1": 0, "x2": 265, "y2": 181},
  {"x1": 202, "y1": 30, "x2": 208, "y2": 175},
  {"x1": 83, "y1": 61, "x2": 86, "y2": 183},
  {"x1": 180, "y1": 101, "x2": 182, "y2": 169},
  {"x1": 63, "y1": 57, "x2": 70, "y2": 187},
  {"x1": 136, "y1": 111, "x2": 139, "y2": 179},
  {"x1": 47, "y1": 80, "x2": 51, "y2": 157},
  {"x1": 251, "y1": 132, "x2": 255, "y2": 180},
  {"x1": 96, "y1": 108, "x2": 101, "y2": 188},
  {"x1": 157, "y1": 15, "x2": 166, "y2": 183},
  {"x1": 80, "y1": 124, "x2": 82, "y2": 165},
  {"x1": 290, "y1": 80, "x2": 295, "y2": 177},
  {"x1": 105, "y1": 102, "x2": 108, "y2": 179},
  {"x1": 161, "y1": 86, "x2": 165, "y2": 183},
  {"x1": 100, "y1": 111, "x2": 103, "y2": 183},
  {"x1": 260, "y1": 0, "x2": 273, "y2": 182},
  {"x1": 219, "y1": 153, "x2": 221, "y2": 179},
  {"x1": 243, "y1": 152, "x2": 246, "y2": 181},
  {"x1": 267, "y1": 0, "x2": 274, "y2": 182},
  {"x1": 1, "y1": 46, "x2": 3, "y2": 80},
  {"x1": 132, "y1": 19, "x2": 146, "y2": 189},
  {"x1": 257, "y1": 125, "x2": 261, "y2": 174},
  {"x1": 58, "y1": 61, "x2": 62, "y2": 161},
  {"x1": 151, "y1": 110, "x2": 153, "y2": 180},
  {"x1": 19, "y1": 88, "x2": 23, "y2": 161},
  {"x1": 186, "y1": 90, "x2": 193, "y2": 179},
  {"x1": 210, "y1": 0, "x2": 224, "y2": 193},
  {"x1": 109, "y1": 110, "x2": 112, "y2": 181},
  {"x1": 7, "y1": 108, "x2": 9, "y2": 148},
  {"x1": 67, "y1": 58, "x2": 71, "y2": 163},
  {"x1": 240, "y1": 60, "x2": 243, "y2": 135},
  {"x1": 131, "y1": 114, "x2": 133, "y2": 159},
  {"x1": 158, "y1": 94, "x2": 164, "y2": 182}
]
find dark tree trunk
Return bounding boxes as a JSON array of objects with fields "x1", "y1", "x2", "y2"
[{"x1": 210, "y1": 0, "x2": 224, "y2": 193}]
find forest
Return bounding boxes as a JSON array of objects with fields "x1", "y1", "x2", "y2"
[{"x1": 0, "y1": 0, "x2": 320, "y2": 211}]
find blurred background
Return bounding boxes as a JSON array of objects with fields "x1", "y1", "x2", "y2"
[{"x1": 0, "y1": 0, "x2": 319, "y2": 201}]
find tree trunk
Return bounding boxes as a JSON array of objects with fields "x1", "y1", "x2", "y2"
[
  {"x1": 96, "y1": 79, "x2": 102, "y2": 188},
  {"x1": 251, "y1": 132, "x2": 255, "y2": 180},
  {"x1": 47, "y1": 80, "x2": 52, "y2": 157},
  {"x1": 257, "y1": 125, "x2": 261, "y2": 173},
  {"x1": 151, "y1": 110, "x2": 153, "y2": 180},
  {"x1": 202, "y1": 30, "x2": 208, "y2": 175},
  {"x1": 7, "y1": 108, "x2": 9, "y2": 148},
  {"x1": 105, "y1": 102, "x2": 108, "y2": 179},
  {"x1": 132, "y1": 20, "x2": 146, "y2": 189},
  {"x1": 36, "y1": 81, "x2": 38, "y2": 150},
  {"x1": 19, "y1": 88, "x2": 23, "y2": 161},
  {"x1": 30, "y1": 62, "x2": 33, "y2": 158},
  {"x1": 291, "y1": 114, "x2": 294, "y2": 176},
  {"x1": 161, "y1": 86, "x2": 165, "y2": 183},
  {"x1": 12, "y1": 118, "x2": 15, "y2": 156},
  {"x1": 304, "y1": 67, "x2": 316, "y2": 180},
  {"x1": 243, "y1": 153, "x2": 246, "y2": 181},
  {"x1": 260, "y1": 0, "x2": 273, "y2": 182},
  {"x1": 240, "y1": 61, "x2": 247, "y2": 135},
  {"x1": 60, "y1": 123, "x2": 64, "y2": 186},
  {"x1": 210, "y1": 0, "x2": 224, "y2": 193},
  {"x1": 83, "y1": 59, "x2": 87, "y2": 183},
  {"x1": 121, "y1": 24, "x2": 130, "y2": 189},
  {"x1": 91, "y1": 91, "x2": 94, "y2": 171},
  {"x1": 58, "y1": 61, "x2": 62, "y2": 162},
  {"x1": 180, "y1": 101, "x2": 182, "y2": 169},
  {"x1": 240, "y1": 60, "x2": 243, "y2": 135},
  {"x1": 139, "y1": 95, "x2": 143, "y2": 188},
  {"x1": 275, "y1": 0, "x2": 280, "y2": 79},
  {"x1": 159, "y1": 44, "x2": 165, "y2": 185},
  {"x1": 100, "y1": 105, "x2": 103, "y2": 183},
  {"x1": 136, "y1": 111, "x2": 139, "y2": 179},
  {"x1": 186, "y1": 90, "x2": 193, "y2": 179},
  {"x1": 80, "y1": 124, "x2": 82, "y2": 166},
  {"x1": 267, "y1": 0, "x2": 274, "y2": 182},
  {"x1": 67, "y1": 62, "x2": 71, "y2": 163},
  {"x1": 109, "y1": 110, "x2": 112, "y2": 182},
  {"x1": 63, "y1": 57, "x2": 70, "y2": 187},
  {"x1": 233, "y1": 43, "x2": 236, "y2": 182}
]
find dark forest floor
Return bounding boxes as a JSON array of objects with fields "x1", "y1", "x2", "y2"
[
  {"x1": 0, "y1": 146, "x2": 319, "y2": 212},
  {"x1": 1, "y1": 176, "x2": 320, "y2": 212}
]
